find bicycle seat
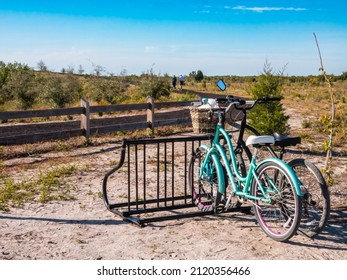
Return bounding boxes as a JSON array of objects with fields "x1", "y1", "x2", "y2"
[
  {"x1": 273, "y1": 132, "x2": 301, "y2": 147},
  {"x1": 246, "y1": 135, "x2": 275, "y2": 147}
]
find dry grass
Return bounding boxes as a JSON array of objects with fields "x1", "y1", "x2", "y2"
[
  {"x1": 1, "y1": 80, "x2": 346, "y2": 156},
  {"x1": 0, "y1": 81, "x2": 346, "y2": 211}
]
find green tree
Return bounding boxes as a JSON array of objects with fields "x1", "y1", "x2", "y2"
[
  {"x1": 44, "y1": 76, "x2": 64, "y2": 107},
  {"x1": 87, "y1": 75, "x2": 129, "y2": 104},
  {"x1": 43, "y1": 74, "x2": 82, "y2": 108},
  {"x1": 247, "y1": 62, "x2": 289, "y2": 135},
  {"x1": 339, "y1": 71, "x2": 347, "y2": 80},
  {"x1": 195, "y1": 70, "x2": 204, "y2": 82},
  {"x1": 0, "y1": 61, "x2": 10, "y2": 104},
  {"x1": 139, "y1": 69, "x2": 170, "y2": 100},
  {"x1": 5, "y1": 69, "x2": 38, "y2": 110},
  {"x1": 189, "y1": 70, "x2": 204, "y2": 82},
  {"x1": 0, "y1": 61, "x2": 32, "y2": 105}
]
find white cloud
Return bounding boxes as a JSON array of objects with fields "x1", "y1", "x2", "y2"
[{"x1": 229, "y1": 6, "x2": 307, "y2": 13}]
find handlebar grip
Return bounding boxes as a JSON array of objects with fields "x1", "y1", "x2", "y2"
[
  {"x1": 216, "y1": 98, "x2": 230, "y2": 103},
  {"x1": 259, "y1": 97, "x2": 282, "y2": 103}
]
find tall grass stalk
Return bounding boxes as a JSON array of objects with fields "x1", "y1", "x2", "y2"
[{"x1": 313, "y1": 32, "x2": 336, "y2": 186}]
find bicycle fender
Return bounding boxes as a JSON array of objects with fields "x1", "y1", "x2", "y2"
[
  {"x1": 211, "y1": 153, "x2": 226, "y2": 194},
  {"x1": 257, "y1": 158, "x2": 304, "y2": 196},
  {"x1": 198, "y1": 144, "x2": 226, "y2": 194}
]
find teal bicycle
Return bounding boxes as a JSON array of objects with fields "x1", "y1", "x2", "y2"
[{"x1": 189, "y1": 84, "x2": 305, "y2": 242}]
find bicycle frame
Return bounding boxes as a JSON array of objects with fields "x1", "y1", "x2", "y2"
[
  {"x1": 229, "y1": 104, "x2": 305, "y2": 197},
  {"x1": 200, "y1": 120, "x2": 294, "y2": 205},
  {"x1": 200, "y1": 106, "x2": 305, "y2": 204},
  {"x1": 191, "y1": 85, "x2": 306, "y2": 241}
]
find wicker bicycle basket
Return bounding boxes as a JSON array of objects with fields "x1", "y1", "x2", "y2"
[{"x1": 189, "y1": 106, "x2": 218, "y2": 134}]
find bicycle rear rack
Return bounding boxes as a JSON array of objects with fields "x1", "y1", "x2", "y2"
[{"x1": 102, "y1": 135, "x2": 250, "y2": 226}]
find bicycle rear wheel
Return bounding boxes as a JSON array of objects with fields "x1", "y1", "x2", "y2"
[
  {"x1": 189, "y1": 146, "x2": 222, "y2": 212},
  {"x1": 288, "y1": 158, "x2": 330, "y2": 237},
  {"x1": 251, "y1": 161, "x2": 302, "y2": 242}
]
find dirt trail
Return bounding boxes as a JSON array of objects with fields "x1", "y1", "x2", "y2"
[{"x1": 1, "y1": 140, "x2": 346, "y2": 260}]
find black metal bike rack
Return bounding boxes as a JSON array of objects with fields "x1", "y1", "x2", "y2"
[{"x1": 102, "y1": 135, "x2": 250, "y2": 226}]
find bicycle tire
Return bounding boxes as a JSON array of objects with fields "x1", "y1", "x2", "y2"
[
  {"x1": 242, "y1": 124, "x2": 330, "y2": 237},
  {"x1": 288, "y1": 158, "x2": 330, "y2": 237},
  {"x1": 189, "y1": 146, "x2": 222, "y2": 212},
  {"x1": 251, "y1": 161, "x2": 302, "y2": 242}
]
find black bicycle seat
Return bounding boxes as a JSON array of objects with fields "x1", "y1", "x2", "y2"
[{"x1": 273, "y1": 132, "x2": 301, "y2": 147}]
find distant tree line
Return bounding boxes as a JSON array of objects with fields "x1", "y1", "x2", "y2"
[
  {"x1": 0, "y1": 60, "x2": 346, "y2": 111},
  {"x1": 0, "y1": 61, "x2": 173, "y2": 110}
]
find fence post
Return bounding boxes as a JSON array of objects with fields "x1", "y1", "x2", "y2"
[
  {"x1": 81, "y1": 98, "x2": 90, "y2": 139},
  {"x1": 147, "y1": 96, "x2": 154, "y2": 134},
  {"x1": 195, "y1": 94, "x2": 202, "y2": 101}
]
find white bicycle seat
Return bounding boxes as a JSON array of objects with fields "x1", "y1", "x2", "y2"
[{"x1": 246, "y1": 135, "x2": 275, "y2": 147}]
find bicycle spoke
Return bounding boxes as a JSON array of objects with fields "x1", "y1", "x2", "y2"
[
  {"x1": 189, "y1": 147, "x2": 222, "y2": 211},
  {"x1": 289, "y1": 160, "x2": 330, "y2": 236},
  {"x1": 252, "y1": 162, "x2": 302, "y2": 241}
]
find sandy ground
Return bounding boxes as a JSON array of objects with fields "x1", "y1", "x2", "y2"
[{"x1": 0, "y1": 136, "x2": 346, "y2": 260}]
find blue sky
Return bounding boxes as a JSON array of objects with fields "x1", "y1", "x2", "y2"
[{"x1": 0, "y1": 1, "x2": 346, "y2": 76}]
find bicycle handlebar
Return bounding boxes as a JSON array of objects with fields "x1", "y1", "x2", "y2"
[
  {"x1": 222, "y1": 96, "x2": 282, "y2": 113},
  {"x1": 258, "y1": 96, "x2": 282, "y2": 103},
  {"x1": 207, "y1": 95, "x2": 282, "y2": 116},
  {"x1": 216, "y1": 96, "x2": 245, "y2": 105}
]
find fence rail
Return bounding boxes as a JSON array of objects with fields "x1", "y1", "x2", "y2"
[{"x1": 0, "y1": 97, "x2": 198, "y2": 145}]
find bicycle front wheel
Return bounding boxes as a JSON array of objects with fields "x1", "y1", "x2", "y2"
[
  {"x1": 189, "y1": 146, "x2": 222, "y2": 212},
  {"x1": 288, "y1": 158, "x2": 330, "y2": 237},
  {"x1": 251, "y1": 161, "x2": 302, "y2": 242}
]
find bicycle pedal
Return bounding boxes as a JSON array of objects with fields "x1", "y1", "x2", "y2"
[{"x1": 214, "y1": 204, "x2": 225, "y2": 214}]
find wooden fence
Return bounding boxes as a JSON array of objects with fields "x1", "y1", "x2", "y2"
[{"x1": 0, "y1": 97, "x2": 199, "y2": 145}]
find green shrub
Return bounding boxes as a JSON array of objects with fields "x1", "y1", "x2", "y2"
[
  {"x1": 86, "y1": 75, "x2": 128, "y2": 104},
  {"x1": 0, "y1": 164, "x2": 77, "y2": 210},
  {"x1": 190, "y1": 70, "x2": 204, "y2": 82},
  {"x1": 0, "y1": 62, "x2": 39, "y2": 109},
  {"x1": 139, "y1": 69, "x2": 170, "y2": 99},
  {"x1": 247, "y1": 62, "x2": 289, "y2": 134},
  {"x1": 42, "y1": 75, "x2": 82, "y2": 108}
]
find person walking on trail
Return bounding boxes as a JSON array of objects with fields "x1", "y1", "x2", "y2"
[
  {"x1": 179, "y1": 74, "x2": 185, "y2": 90},
  {"x1": 172, "y1": 75, "x2": 177, "y2": 90}
]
